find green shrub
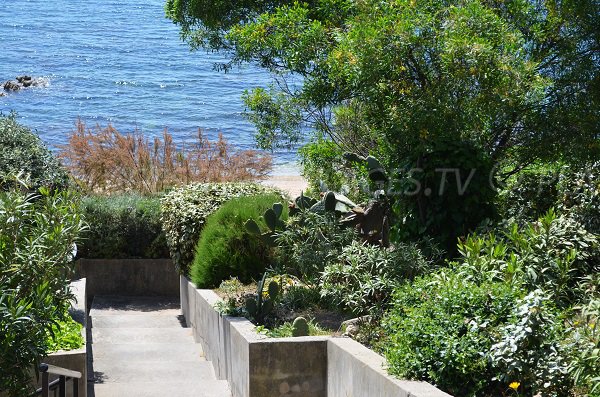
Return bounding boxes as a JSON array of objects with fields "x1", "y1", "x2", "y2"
[
  {"x1": 0, "y1": 115, "x2": 69, "y2": 190},
  {"x1": 392, "y1": 139, "x2": 498, "y2": 255},
  {"x1": 557, "y1": 161, "x2": 600, "y2": 234},
  {"x1": 161, "y1": 182, "x2": 280, "y2": 275},
  {"x1": 77, "y1": 194, "x2": 168, "y2": 259},
  {"x1": 275, "y1": 211, "x2": 356, "y2": 283},
  {"x1": 499, "y1": 162, "x2": 600, "y2": 234},
  {"x1": 298, "y1": 138, "x2": 369, "y2": 201},
  {"x1": 320, "y1": 241, "x2": 431, "y2": 316},
  {"x1": 490, "y1": 290, "x2": 572, "y2": 396},
  {"x1": 567, "y1": 297, "x2": 600, "y2": 396},
  {"x1": 191, "y1": 193, "x2": 286, "y2": 288},
  {"x1": 279, "y1": 284, "x2": 323, "y2": 311},
  {"x1": 0, "y1": 182, "x2": 85, "y2": 396},
  {"x1": 456, "y1": 210, "x2": 599, "y2": 308},
  {"x1": 383, "y1": 270, "x2": 522, "y2": 396}
]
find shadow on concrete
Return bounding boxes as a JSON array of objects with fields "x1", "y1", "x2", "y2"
[{"x1": 90, "y1": 295, "x2": 180, "y2": 312}]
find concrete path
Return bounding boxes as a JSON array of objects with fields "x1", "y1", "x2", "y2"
[{"x1": 88, "y1": 296, "x2": 231, "y2": 397}]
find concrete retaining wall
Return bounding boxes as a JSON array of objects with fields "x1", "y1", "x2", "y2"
[
  {"x1": 327, "y1": 338, "x2": 450, "y2": 397},
  {"x1": 181, "y1": 276, "x2": 451, "y2": 397},
  {"x1": 76, "y1": 258, "x2": 178, "y2": 297}
]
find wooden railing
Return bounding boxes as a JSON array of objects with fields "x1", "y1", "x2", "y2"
[{"x1": 34, "y1": 363, "x2": 81, "y2": 397}]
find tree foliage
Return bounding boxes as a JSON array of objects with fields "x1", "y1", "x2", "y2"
[
  {"x1": 168, "y1": 0, "x2": 599, "y2": 248},
  {"x1": 167, "y1": 0, "x2": 599, "y2": 169}
]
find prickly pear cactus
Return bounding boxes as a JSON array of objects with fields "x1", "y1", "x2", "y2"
[
  {"x1": 292, "y1": 316, "x2": 309, "y2": 337},
  {"x1": 244, "y1": 203, "x2": 285, "y2": 247}
]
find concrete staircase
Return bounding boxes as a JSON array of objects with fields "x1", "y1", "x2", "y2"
[{"x1": 88, "y1": 296, "x2": 231, "y2": 397}]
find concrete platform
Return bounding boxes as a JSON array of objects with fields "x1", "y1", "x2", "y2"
[{"x1": 88, "y1": 295, "x2": 231, "y2": 397}]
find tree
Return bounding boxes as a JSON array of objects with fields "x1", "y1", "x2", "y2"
[
  {"x1": 167, "y1": 0, "x2": 599, "y2": 246},
  {"x1": 167, "y1": 0, "x2": 598, "y2": 167}
]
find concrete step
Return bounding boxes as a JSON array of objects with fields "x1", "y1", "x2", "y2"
[
  {"x1": 90, "y1": 296, "x2": 180, "y2": 314},
  {"x1": 90, "y1": 313, "x2": 185, "y2": 328},
  {"x1": 91, "y1": 327, "x2": 195, "y2": 344},
  {"x1": 88, "y1": 296, "x2": 231, "y2": 397},
  {"x1": 90, "y1": 342, "x2": 205, "y2": 362},
  {"x1": 91, "y1": 360, "x2": 217, "y2": 384},
  {"x1": 92, "y1": 380, "x2": 231, "y2": 397}
]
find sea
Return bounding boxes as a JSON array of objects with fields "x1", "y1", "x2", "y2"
[{"x1": 0, "y1": 0, "x2": 299, "y2": 174}]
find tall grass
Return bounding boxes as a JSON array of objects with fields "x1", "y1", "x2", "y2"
[{"x1": 58, "y1": 120, "x2": 272, "y2": 194}]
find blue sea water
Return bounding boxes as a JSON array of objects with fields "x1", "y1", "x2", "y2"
[{"x1": 0, "y1": 0, "x2": 299, "y2": 174}]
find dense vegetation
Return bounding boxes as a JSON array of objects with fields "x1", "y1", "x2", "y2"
[
  {"x1": 167, "y1": 1, "x2": 599, "y2": 394},
  {"x1": 2, "y1": 0, "x2": 599, "y2": 395},
  {"x1": 0, "y1": 114, "x2": 69, "y2": 190},
  {"x1": 77, "y1": 194, "x2": 169, "y2": 259},
  {"x1": 167, "y1": 0, "x2": 599, "y2": 244},
  {"x1": 160, "y1": 182, "x2": 280, "y2": 275},
  {"x1": 0, "y1": 118, "x2": 87, "y2": 396},
  {"x1": 0, "y1": 181, "x2": 85, "y2": 396}
]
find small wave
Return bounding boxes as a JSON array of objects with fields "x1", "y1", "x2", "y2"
[
  {"x1": 115, "y1": 80, "x2": 138, "y2": 86},
  {"x1": 34, "y1": 77, "x2": 51, "y2": 87},
  {"x1": 158, "y1": 82, "x2": 185, "y2": 89}
]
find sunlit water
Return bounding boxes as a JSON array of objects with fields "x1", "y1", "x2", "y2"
[{"x1": 0, "y1": 0, "x2": 299, "y2": 174}]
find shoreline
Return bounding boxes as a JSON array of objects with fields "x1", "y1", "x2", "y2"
[{"x1": 260, "y1": 174, "x2": 308, "y2": 198}]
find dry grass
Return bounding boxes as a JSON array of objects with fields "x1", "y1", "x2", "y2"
[{"x1": 58, "y1": 120, "x2": 272, "y2": 194}]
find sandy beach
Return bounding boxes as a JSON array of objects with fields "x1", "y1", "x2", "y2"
[{"x1": 260, "y1": 175, "x2": 309, "y2": 198}]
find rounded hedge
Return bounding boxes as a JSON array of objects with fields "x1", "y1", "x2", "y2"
[
  {"x1": 160, "y1": 182, "x2": 280, "y2": 276},
  {"x1": 191, "y1": 193, "x2": 286, "y2": 288}
]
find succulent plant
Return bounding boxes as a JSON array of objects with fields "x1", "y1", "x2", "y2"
[
  {"x1": 289, "y1": 192, "x2": 318, "y2": 217},
  {"x1": 245, "y1": 272, "x2": 279, "y2": 325},
  {"x1": 291, "y1": 316, "x2": 309, "y2": 337},
  {"x1": 244, "y1": 202, "x2": 286, "y2": 246}
]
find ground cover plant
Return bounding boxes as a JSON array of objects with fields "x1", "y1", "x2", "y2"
[
  {"x1": 45, "y1": 313, "x2": 84, "y2": 353},
  {"x1": 191, "y1": 193, "x2": 286, "y2": 288},
  {"x1": 77, "y1": 193, "x2": 169, "y2": 259},
  {"x1": 160, "y1": 182, "x2": 280, "y2": 275},
  {"x1": 0, "y1": 179, "x2": 85, "y2": 396}
]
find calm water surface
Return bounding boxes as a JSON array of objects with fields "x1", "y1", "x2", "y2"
[{"x1": 0, "y1": 0, "x2": 298, "y2": 173}]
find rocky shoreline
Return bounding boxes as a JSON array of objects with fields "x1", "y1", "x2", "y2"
[{"x1": 1, "y1": 76, "x2": 48, "y2": 96}]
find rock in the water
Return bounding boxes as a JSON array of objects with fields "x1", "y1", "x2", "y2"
[
  {"x1": 3, "y1": 80, "x2": 21, "y2": 92},
  {"x1": 2, "y1": 76, "x2": 48, "y2": 93},
  {"x1": 16, "y1": 75, "x2": 32, "y2": 83}
]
